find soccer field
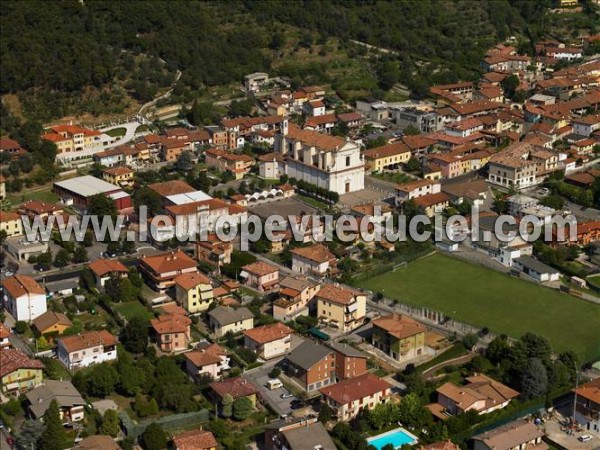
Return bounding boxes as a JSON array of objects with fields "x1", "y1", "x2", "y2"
[{"x1": 358, "y1": 253, "x2": 600, "y2": 362}]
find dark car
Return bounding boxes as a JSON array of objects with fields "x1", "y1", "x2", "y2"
[{"x1": 290, "y1": 400, "x2": 305, "y2": 410}]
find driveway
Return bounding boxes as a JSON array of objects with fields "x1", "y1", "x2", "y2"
[{"x1": 244, "y1": 361, "x2": 298, "y2": 415}]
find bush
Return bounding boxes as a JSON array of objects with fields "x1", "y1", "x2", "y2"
[
  {"x1": 14, "y1": 321, "x2": 29, "y2": 334},
  {"x1": 269, "y1": 367, "x2": 281, "y2": 378}
]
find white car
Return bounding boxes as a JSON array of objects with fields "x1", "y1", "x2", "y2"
[{"x1": 578, "y1": 435, "x2": 592, "y2": 443}]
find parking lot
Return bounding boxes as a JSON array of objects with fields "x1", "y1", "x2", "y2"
[{"x1": 244, "y1": 363, "x2": 298, "y2": 415}]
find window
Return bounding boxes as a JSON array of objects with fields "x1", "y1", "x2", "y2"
[{"x1": 346, "y1": 156, "x2": 351, "y2": 167}]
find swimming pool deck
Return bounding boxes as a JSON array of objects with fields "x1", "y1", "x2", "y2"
[{"x1": 367, "y1": 426, "x2": 419, "y2": 449}]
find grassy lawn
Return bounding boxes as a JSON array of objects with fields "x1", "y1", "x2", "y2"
[
  {"x1": 6, "y1": 186, "x2": 59, "y2": 207},
  {"x1": 358, "y1": 253, "x2": 600, "y2": 362},
  {"x1": 135, "y1": 124, "x2": 149, "y2": 133},
  {"x1": 105, "y1": 127, "x2": 127, "y2": 138},
  {"x1": 372, "y1": 171, "x2": 415, "y2": 184},
  {"x1": 113, "y1": 301, "x2": 154, "y2": 321},
  {"x1": 296, "y1": 194, "x2": 332, "y2": 211}
]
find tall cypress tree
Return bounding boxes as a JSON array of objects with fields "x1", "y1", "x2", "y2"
[{"x1": 40, "y1": 400, "x2": 67, "y2": 450}]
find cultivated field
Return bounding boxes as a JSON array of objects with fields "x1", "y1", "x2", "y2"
[{"x1": 359, "y1": 253, "x2": 600, "y2": 362}]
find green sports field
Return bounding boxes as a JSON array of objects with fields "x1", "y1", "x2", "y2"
[{"x1": 358, "y1": 253, "x2": 600, "y2": 362}]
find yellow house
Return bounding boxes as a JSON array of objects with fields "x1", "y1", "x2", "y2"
[
  {"x1": 363, "y1": 142, "x2": 411, "y2": 172},
  {"x1": 208, "y1": 306, "x2": 254, "y2": 338},
  {"x1": 174, "y1": 272, "x2": 214, "y2": 314},
  {"x1": 0, "y1": 211, "x2": 23, "y2": 237},
  {"x1": 102, "y1": 166, "x2": 134, "y2": 187},
  {"x1": 0, "y1": 348, "x2": 44, "y2": 395},
  {"x1": 371, "y1": 314, "x2": 426, "y2": 362},
  {"x1": 32, "y1": 311, "x2": 73, "y2": 337},
  {"x1": 316, "y1": 284, "x2": 367, "y2": 332}
]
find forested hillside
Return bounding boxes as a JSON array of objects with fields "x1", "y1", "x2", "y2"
[{"x1": 1, "y1": 0, "x2": 596, "y2": 122}]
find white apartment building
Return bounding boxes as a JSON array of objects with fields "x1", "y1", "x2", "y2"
[
  {"x1": 395, "y1": 179, "x2": 442, "y2": 206},
  {"x1": 275, "y1": 121, "x2": 365, "y2": 195},
  {"x1": 57, "y1": 330, "x2": 118, "y2": 370},
  {"x1": 2, "y1": 275, "x2": 47, "y2": 322},
  {"x1": 243, "y1": 322, "x2": 293, "y2": 360}
]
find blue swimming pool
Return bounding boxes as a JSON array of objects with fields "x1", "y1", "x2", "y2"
[{"x1": 367, "y1": 427, "x2": 419, "y2": 450}]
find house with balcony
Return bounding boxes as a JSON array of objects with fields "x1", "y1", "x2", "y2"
[
  {"x1": 316, "y1": 284, "x2": 366, "y2": 332},
  {"x1": 2, "y1": 274, "x2": 47, "y2": 322},
  {"x1": 395, "y1": 179, "x2": 442, "y2": 206},
  {"x1": 185, "y1": 342, "x2": 230, "y2": 381},
  {"x1": 272, "y1": 276, "x2": 321, "y2": 321},
  {"x1": 240, "y1": 261, "x2": 280, "y2": 293},
  {"x1": 284, "y1": 340, "x2": 336, "y2": 392},
  {"x1": 196, "y1": 233, "x2": 233, "y2": 267},
  {"x1": 208, "y1": 306, "x2": 254, "y2": 338},
  {"x1": 371, "y1": 314, "x2": 426, "y2": 362},
  {"x1": 205, "y1": 148, "x2": 255, "y2": 180},
  {"x1": 320, "y1": 373, "x2": 392, "y2": 421},
  {"x1": 25, "y1": 380, "x2": 86, "y2": 423},
  {"x1": 243, "y1": 322, "x2": 293, "y2": 360},
  {"x1": 151, "y1": 313, "x2": 192, "y2": 353},
  {"x1": 138, "y1": 250, "x2": 198, "y2": 292},
  {"x1": 275, "y1": 122, "x2": 365, "y2": 194},
  {"x1": 174, "y1": 272, "x2": 214, "y2": 314},
  {"x1": 0, "y1": 348, "x2": 44, "y2": 395},
  {"x1": 290, "y1": 244, "x2": 337, "y2": 277},
  {"x1": 57, "y1": 330, "x2": 118, "y2": 370},
  {"x1": 88, "y1": 259, "x2": 129, "y2": 288},
  {"x1": 572, "y1": 378, "x2": 600, "y2": 432},
  {"x1": 102, "y1": 166, "x2": 134, "y2": 187},
  {"x1": 326, "y1": 341, "x2": 368, "y2": 381},
  {"x1": 429, "y1": 374, "x2": 519, "y2": 418}
]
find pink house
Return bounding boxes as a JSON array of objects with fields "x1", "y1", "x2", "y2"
[{"x1": 240, "y1": 261, "x2": 279, "y2": 292}]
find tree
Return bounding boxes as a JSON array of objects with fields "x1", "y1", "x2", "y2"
[
  {"x1": 486, "y1": 336, "x2": 511, "y2": 364},
  {"x1": 86, "y1": 363, "x2": 119, "y2": 397},
  {"x1": 39, "y1": 400, "x2": 67, "y2": 450},
  {"x1": 133, "y1": 186, "x2": 163, "y2": 216},
  {"x1": 405, "y1": 158, "x2": 421, "y2": 172},
  {"x1": 100, "y1": 409, "x2": 120, "y2": 437},
  {"x1": 521, "y1": 357, "x2": 548, "y2": 399},
  {"x1": 72, "y1": 246, "x2": 89, "y2": 263},
  {"x1": 87, "y1": 193, "x2": 118, "y2": 220},
  {"x1": 520, "y1": 332, "x2": 552, "y2": 363},
  {"x1": 14, "y1": 321, "x2": 29, "y2": 334},
  {"x1": 539, "y1": 195, "x2": 565, "y2": 210},
  {"x1": 318, "y1": 402, "x2": 333, "y2": 423},
  {"x1": 462, "y1": 333, "x2": 479, "y2": 351},
  {"x1": 36, "y1": 249, "x2": 53, "y2": 270},
  {"x1": 501, "y1": 74, "x2": 520, "y2": 99},
  {"x1": 53, "y1": 248, "x2": 70, "y2": 268},
  {"x1": 116, "y1": 352, "x2": 147, "y2": 396},
  {"x1": 134, "y1": 393, "x2": 159, "y2": 417},
  {"x1": 176, "y1": 150, "x2": 193, "y2": 172},
  {"x1": 233, "y1": 396, "x2": 253, "y2": 420},
  {"x1": 141, "y1": 423, "x2": 167, "y2": 450},
  {"x1": 15, "y1": 419, "x2": 45, "y2": 450},
  {"x1": 403, "y1": 125, "x2": 420, "y2": 135},
  {"x1": 221, "y1": 393, "x2": 234, "y2": 419},
  {"x1": 121, "y1": 316, "x2": 149, "y2": 354},
  {"x1": 268, "y1": 367, "x2": 281, "y2": 379}
]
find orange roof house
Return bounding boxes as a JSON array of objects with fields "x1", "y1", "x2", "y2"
[
  {"x1": 320, "y1": 373, "x2": 392, "y2": 421},
  {"x1": 243, "y1": 322, "x2": 293, "y2": 359},
  {"x1": 172, "y1": 430, "x2": 218, "y2": 450},
  {"x1": 150, "y1": 313, "x2": 192, "y2": 353},
  {"x1": 88, "y1": 259, "x2": 128, "y2": 287},
  {"x1": 138, "y1": 250, "x2": 198, "y2": 292}
]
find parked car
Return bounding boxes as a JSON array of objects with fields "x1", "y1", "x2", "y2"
[
  {"x1": 280, "y1": 392, "x2": 293, "y2": 399},
  {"x1": 578, "y1": 435, "x2": 592, "y2": 443}
]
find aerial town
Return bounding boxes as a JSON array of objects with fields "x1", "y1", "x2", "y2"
[{"x1": 0, "y1": 2, "x2": 599, "y2": 450}]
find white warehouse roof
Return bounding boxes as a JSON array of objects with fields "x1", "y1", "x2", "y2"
[{"x1": 54, "y1": 175, "x2": 122, "y2": 197}]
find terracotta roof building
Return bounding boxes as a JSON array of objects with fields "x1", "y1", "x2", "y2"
[
  {"x1": 32, "y1": 310, "x2": 73, "y2": 337},
  {"x1": 172, "y1": 430, "x2": 218, "y2": 450},
  {"x1": 320, "y1": 373, "x2": 392, "y2": 421},
  {"x1": 243, "y1": 322, "x2": 293, "y2": 360},
  {"x1": 151, "y1": 313, "x2": 192, "y2": 353},
  {"x1": 185, "y1": 343, "x2": 230, "y2": 381},
  {"x1": 209, "y1": 376, "x2": 258, "y2": 408},
  {"x1": 0, "y1": 348, "x2": 44, "y2": 395},
  {"x1": 88, "y1": 259, "x2": 129, "y2": 288},
  {"x1": 316, "y1": 285, "x2": 367, "y2": 332},
  {"x1": 472, "y1": 420, "x2": 546, "y2": 450},
  {"x1": 139, "y1": 250, "x2": 198, "y2": 292},
  {"x1": 371, "y1": 314, "x2": 426, "y2": 363},
  {"x1": 1, "y1": 274, "x2": 47, "y2": 322},
  {"x1": 290, "y1": 244, "x2": 337, "y2": 277},
  {"x1": 57, "y1": 330, "x2": 118, "y2": 370}
]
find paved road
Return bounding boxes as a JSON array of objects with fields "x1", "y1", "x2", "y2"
[
  {"x1": 244, "y1": 360, "x2": 298, "y2": 415},
  {"x1": 365, "y1": 175, "x2": 398, "y2": 196},
  {"x1": 100, "y1": 121, "x2": 145, "y2": 149}
]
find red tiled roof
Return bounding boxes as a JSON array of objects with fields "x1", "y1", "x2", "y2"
[
  {"x1": 286, "y1": 124, "x2": 346, "y2": 152},
  {"x1": 210, "y1": 376, "x2": 258, "y2": 399},
  {"x1": 320, "y1": 373, "x2": 391, "y2": 405},
  {"x1": 2, "y1": 275, "x2": 45, "y2": 298},
  {"x1": 242, "y1": 261, "x2": 278, "y2": 277},
  {"x1": 172, "y1": 430, "x2": 218, "y2": 450},
  {"x1": 59, "y1": 330, "x2": 117, "y2": 353},
  {"x1": 573, "y1": 378, "x2": 600, "y2": 405},
  {"x1": 363, "y1": 142, "x2": 411, "y2": 159},
  {"x1": 88, "y1": 259, "x2": 128, "y2": 277},
  {"x1": 139, "y1": 250, "x2": 197, "y2": 274},
  {"x1": 151, "y1": 313, "x2": 191, "y2": 335},
  {"x1": 372, "y1": 314, "x2": 426, "y2": 339},
  {"x1": 174, "y1": 272, "x2": 211, "y2": 290},
  {"x1": 290, "y1": 244, "x2": 336, "y2": 264},
  {"x1": 243, "y1": 322, "x2": 293, "y2": 344},
  {"x1": 148, "y1": 180, "x2": 196, "y2": 197},
  {"x1": 0, "y1": 348, "x2": 44, "y2": 377},
  {"x1": 317, "y1": 284, "x2": 362, "y2": 305}
]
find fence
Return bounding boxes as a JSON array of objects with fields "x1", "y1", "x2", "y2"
[
  {"x1": 119, "y1": 409, "x2": 210, "y2": 438},
  {"x1": 348, "y1": 249, "x2": 436, "y2": 284}
]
